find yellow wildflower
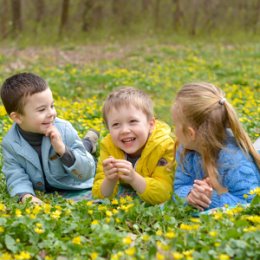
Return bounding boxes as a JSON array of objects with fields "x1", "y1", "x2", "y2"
[
  {"x1": 172, "y1": 252, "x2": 183, "y2": 259},
  {"x1": 123, "y1": 236, "x2": 132, "y2": 245},
  {"x1": 125, "y1": 247, "x2": 136, "y2": 256},
  {"x1": 14, "y1": 251, "x2": 31, "y2": 260},
  {"x1": 219, "y1": 254, "x2": 230, "y2": 260},
  {"x1": 72, "y1": 236, "x2": 81, "y2": 245}
]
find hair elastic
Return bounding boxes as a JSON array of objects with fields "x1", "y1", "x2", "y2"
[{"x1": 219, "y1": 98, "x2": 226, "y2": 105}]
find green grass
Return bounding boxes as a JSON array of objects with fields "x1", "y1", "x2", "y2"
[{"x1": 0, "y1": 40, "x2": 259, "y2": 259}]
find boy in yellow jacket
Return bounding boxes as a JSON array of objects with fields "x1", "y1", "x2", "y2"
[{"x1": 92, "y1": 87, "x2": 175, "y2": 205}]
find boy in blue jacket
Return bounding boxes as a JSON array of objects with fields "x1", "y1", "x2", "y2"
[{"x1": 1, "y1": 73, "x2": 97, "y2": 204}]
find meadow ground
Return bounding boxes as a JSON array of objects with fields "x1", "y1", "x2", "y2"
[{"x1": 0, "y1": 40, "x2": 259, "y2": 260}]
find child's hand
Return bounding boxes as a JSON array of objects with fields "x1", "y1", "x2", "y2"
[
  {"x1": 187, "y1": 179, "x2": 213, "y2": 211},
  {"x1": 45, "y1": 125, "x2": 65, "y2": 156},
  {"x1": 103, "y1": 157, "x2": 119, "y2": 181},
  {"x1": 21, "y1": 194, "x2": 44, "y2": 205},
  {"x1": 113, "y1": 159, "x2": 136, "y2": 184}
]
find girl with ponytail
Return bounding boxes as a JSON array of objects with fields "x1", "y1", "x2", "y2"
[{"x1": 172, "y1": 82, "x2": 260, "y2": 211}]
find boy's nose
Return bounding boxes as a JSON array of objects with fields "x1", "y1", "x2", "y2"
[{"x1": 120, "y1": 124, "x2": 130, "y2": 133}]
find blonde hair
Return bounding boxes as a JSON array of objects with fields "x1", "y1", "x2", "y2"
[
  {"x1": 102, "y1": 86, "x2": 154, "y2": 126},
  {"x1": 173, "y1": 82, "x2": 260, "y2": 193}
]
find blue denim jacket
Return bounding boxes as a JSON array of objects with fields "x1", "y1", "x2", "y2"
[
  {"x1": 173, "y1": 131, "x2": 260, "y2": 209},
  {"x1": 2, "y1": 118, "x2": 95, "y2": 196}
]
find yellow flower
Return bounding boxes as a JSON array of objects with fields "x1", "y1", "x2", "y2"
[
  {"x1": 51, "y1": 210, "x2": 61, "y2": 219},
  {"x1": 125, "y1": 247, "x2": 136, "y2": 256},
  {"x1": 156, "y1": 252, "x2": 165, "y2": 260},
  {"x1": 91, "y1": 220, "x2": 99, "y2": 225},
  {"x1": 72, "y1": 236, "x2": 81, "y2": 245},
  {"x1": 165, "y1": 231, "x2": 176, "y2": 239},
  {"x1": 123, "y1": 236, "x2": 132, "y2": 245},
  {"x1": 249, "y1": 187, "x2": 260, "y2": 195},
  {"x1": 15, "y1": 209, "x2": 22, "y2": 217},
  {"x1": 86, "y1": 201, "x2": 93, "y2": 207},
  {"x1": 90, "y1": 252, "x2": 98, "y2": 260},
  {"x1": 0, "y1": 226, "x2": 4, "y2": 233},
  {"x1": 111, "y1": 199, "x2": 119, "y2": 205},
  {"x1": 142, "y1": 234, "x2": 150, "y2": 241},
  {"x1": 106, "y1": 210, "x2": 112, "y2": 217},
  {"x1": 156, "y1": 229, "x2": 163, "y2": 236},
  {"x1": 172, "y1": 252, "x2": 183, "y2": 259},
  {"x1": 34, "y1": 227, "x2": 44, "y2": 234},
  {"x1": 219, "y1": 254, "x2": 230, "y2": 260},
  {"x1": 88, "y1": 210, "x2": 93, "y2": 215},
  {"x1": 0, "y1": 252, "x2": 13, "y2": 260},
  {"x1": 14, "y1": 251, "x2": 31, "y2": 260},
  {"x1": 209, "y1": 230, "x2": 218, "y2": 237},
  {"x1": 0, "y1": 203, "x2": 6, "y2": 212}
]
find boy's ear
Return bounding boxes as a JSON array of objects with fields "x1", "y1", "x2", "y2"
[
  {"x1": 10, "y1": 112, "x2": 22, "y2": 124},
  {"x1": 187, "y1": 126, "x2": 196, "y2": 140},
  {"x1": 149, "y1": 117, "x2": 156, "y2": 133}
]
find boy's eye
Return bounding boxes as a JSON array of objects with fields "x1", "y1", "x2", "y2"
[
  {"x1": 38, "y1": 108, "x2": 45, "y2": 112},
  {"x1": 130, "y1": 119, "x2": 138, "y2": 123},
  {"x1": 112, "y1": 123, "x2": 119, "y2": 127}
]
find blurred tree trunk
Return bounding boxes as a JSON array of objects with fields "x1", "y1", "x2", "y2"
[
  {"x1": 11, "y1": 0, "x2": 22, "y2": 36},
  {"x1": 82, "y1": 0, "x2": 93, "y2": 32},
  {"x1": 35, "y1": 0, "x2": 45, "y2": 23},
  {"x1": 59, "y1": 0, "x2": 70, "y2": 36},
  {"x1": 190, "y1": 0, "x2": 199, "y2": 35},
  {"x1": 172, "y1": 0, "x2": 183, "y2": 31},
  {"x1": 142, "y1": 0, "x2": 150, "y2": 12},
  {"x1": 112, "y1": 0, "x2": 128, "y2": 26},
  {"x1": 154, "y1": 0, "x2": 161, "y2": 28},
  {"x1": 0, "y1": 0, "x2": 9, "y2": 38}
]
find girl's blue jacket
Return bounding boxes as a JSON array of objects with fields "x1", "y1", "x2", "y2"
[{"x1": 174, "y1": 131, "x2": 260, "y2": 209}]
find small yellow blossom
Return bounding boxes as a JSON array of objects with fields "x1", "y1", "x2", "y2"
[
  {"x1": 86, "y1": 201, "x2": 93, "y2": 206},
  {"x1": 156, "y1": 252, "x2": 165, "y2": 260},
  {"x1": 172, "y1": 252, "x2": 183, "y2": 259},
  {"x1": 91, "y1": 220, "x2": 99, "y2": 225},
  {"x1": 0, "y1": 203, "x2": 6, "y2": 212},
  {"x1": 165, "y1": 231, "x2": 176, "y2": 239},
  {"x1": 209, "y1": 230, "x2": 218, "y2": 237},
  {"x1": 106, "y1": 210, "x2": 112, "y2": 217},
  {"x1": 72, "y1": 236, "x2": 81, "y2": 245},
  {"x1": 88, "y1": 210, "x2": 93, "y2": 215},
  {"x1": 15, "y1": 209, "x2": 22, "y2": 217},
  {"x1": 219, "y1": 254, "x2": 230, "y2": 260},
  {"x1": 112, "y1": 199, "x2": 119, "y2": 205},
  {"x1": 156, "y1": 229, "x2": 163, "y2": 236},
  {"x1": 90, "y1": 252, "x2": 98, "y2": 260},
  {"x1": 142, "y1": 234, "x2": 150, "y2": 241},
  {"x1": 0, "y1": 252, "x2": 13, "y2": 260},
  {"x1": 123, "y1": 236, "x2": 132, "y2": 245},
  {"x1": 0, "y1": 226, "x2": 4, "y2": 233},
  {"x1": 249, "y1": 187, "x2": 260, "y2": 195},
  {"x1": 125, "y1": 247, "x2": 136, "y2": 256},
  {"x1": 51, "y1": 210, "x2": 61, "y2": 219},
  {"x1": 14, "y1": 251, "x2": 31, "y2": 260}
]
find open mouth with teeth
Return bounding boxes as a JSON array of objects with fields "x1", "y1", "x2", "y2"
[{"x1": 122, "y1": 137, "x2": 136, "y2": 143}]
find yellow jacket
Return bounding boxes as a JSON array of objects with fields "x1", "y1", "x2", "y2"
[{"x1": 92, "y1": 120, "x2": 175, "y2": 205}]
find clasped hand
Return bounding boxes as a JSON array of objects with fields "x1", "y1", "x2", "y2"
[
  {"x1": 187, "y1": 177, "x2": 213, "y2": 211},
  {"x1": 103, "y1": 156, "x2": 136, "y2": 184}
]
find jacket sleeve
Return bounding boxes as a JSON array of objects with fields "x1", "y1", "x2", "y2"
[
  {"x1": 91, "y1": 139, "x2": 119, "y2": 199},
  {"x1": 138, "y1": 141, "x2": 174, "y2": 205},
  {"x1": 61, "y1": 121, "x2": 95, "y2": 181},
  {"x1": 210, "y1": 163, "x2": 260, "y2": 208},
  {"x1": 2, "y1": 142, "x2": 35, "y2": 197},
  {"x1": 173, "y1": 150, "x2": 195, "y2": 201}
]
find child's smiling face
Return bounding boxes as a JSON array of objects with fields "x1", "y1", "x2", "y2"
[
  {"x1": 106, "y1": 104, "x2": 155, "y2": 157},
  {"x1": 12, "y1": 88, "x2": 57, "y2": 134}
]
